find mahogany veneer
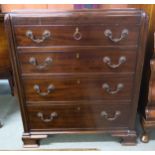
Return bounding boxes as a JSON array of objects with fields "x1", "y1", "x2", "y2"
[{"x1": 5, "y1": 9, "x2": 148, "y2": 147}]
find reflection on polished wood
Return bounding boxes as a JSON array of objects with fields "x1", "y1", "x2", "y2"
[{"x1": 5, "y1": 9, "x2": 148, "y2": 147}]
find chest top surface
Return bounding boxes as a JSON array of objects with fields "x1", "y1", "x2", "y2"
[{"x1": 8, "y1": 9, "x2": 144, "y2": 25}]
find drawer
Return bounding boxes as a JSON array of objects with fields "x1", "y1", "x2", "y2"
[
  {"x1": 14, "y1": 25, "x2": 139, "y2": 46},
  {"x1": 27, "y1": 103, "x2": 130, "y2": 130},
  {"x1": 18, "y1": 48, "x2": 137, "y2": 74},
  {"x1": 22, "y1": 75, "x2": 134, "y2": 102}
]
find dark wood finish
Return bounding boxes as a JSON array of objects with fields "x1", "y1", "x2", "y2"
[
  {"x1": 10, "y1": 9, "x2": 142, "y2": 25},
  {"x1": 5, "y1": 9, "x2": 148, "y2": 147},
  {"x1": 140, "y1": 33, "x2": 155, "y2": 143},
  {"x1": 0, "y1": 13, "x2": 14, "y2": 95},
  {"x1": 23, "y1": 75, "x2": 133, "y2": 102},
  {"x1": 120, "y1": 134, "x2": 137, "y2": 146},
  {"x1": 27, "y1": 103, "x2": 131, "y2": 130},
  {"x1": 14, "y1": 25, "x2": 139, "y2": 47},
  {"x1": 22, "y1": 133, "x2": 47, "y2": 148},
  {"x1": 18, "y1": 47, "x2": 137, "y2": 74}
]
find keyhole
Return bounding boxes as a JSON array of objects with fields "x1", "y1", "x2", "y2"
[
  {"x1": 77, "y1": 79, "x2": 81, "y2": 84},
  {"x1": 76, "y1": 53, "x2": 80, "y2": 59},
  {"x1": 77, "y1": 107, "x2": 81, "y2": 111}
]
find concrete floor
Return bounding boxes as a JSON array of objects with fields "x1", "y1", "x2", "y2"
[{"x1": 0, "y1": 80, "x2": 155, "y2": 150}]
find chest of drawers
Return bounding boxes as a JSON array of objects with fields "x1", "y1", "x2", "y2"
[{"x1": 5, "y1": 9, "x2": 148, "y2": 147}]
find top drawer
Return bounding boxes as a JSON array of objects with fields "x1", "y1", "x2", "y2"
[{"x1": 13, "y1": 25, "x2": 139, "y2": 47}]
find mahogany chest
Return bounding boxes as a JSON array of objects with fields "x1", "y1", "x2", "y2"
[{"x1": 5, "y1": 9, "x2": 148, "y2": 147}]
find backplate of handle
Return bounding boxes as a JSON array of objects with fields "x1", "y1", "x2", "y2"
[
  {"x1": 100, "y1": 110, "x2": 121, "y2": 121},
  {"x1": 102, "y1": 83, "x2": 124, "y2": 95},
  {"x1": 37, "y1": 112, "x2": 58, "y2": 123},
  {"x1": 29, "y1": 57, "x2": 52, "y2": 70},
  {"x1": 104, "y1": 29, "x2": 129, "y2": 43},
  {"x1": 33, "y1": 84, "x2": 55, "y2": 96},
  {"x1": 103, "y1": 56, "x2": 126, "y2": 69},
  {"x1": 26, "y1": 30, "x2": 51, "y2": 43}
]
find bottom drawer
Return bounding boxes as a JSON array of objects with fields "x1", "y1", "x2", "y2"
[{"x1": 27, "y1": 103, "x2": 131, "y2": 131}]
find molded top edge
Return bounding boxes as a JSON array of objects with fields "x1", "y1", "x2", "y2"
[{"x1": 8, "y1": 8, "x2": 145, "y2": 15}]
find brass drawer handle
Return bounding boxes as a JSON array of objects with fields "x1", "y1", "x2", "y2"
[
  {"x1": 29, "y1": 57, "x2": 52, "y2": 70},
  {"x1": 102, "y1": 83, "x2": 124, "y2": 95},
  {"x1": 103, "y1": 56, "x2": 126, "y2": 69},
  {"x1": 37, "y1": 112, "x2": 58, "y2": 123},
  {"x1": 104, "y1": 29, "x2": 129, "y2": 43},
  {"x1": 73, "y1": 27, "x2": 82, "y2": 40},
  {"x1": 33, "y1": 84, "x2": 55, "y2": 96},
  {"x1": 26, "y1": 30, "x2": 51, "y2": 43},
  {"x1": 100, "y1": 111, "x2": 121, "y2": 121}
]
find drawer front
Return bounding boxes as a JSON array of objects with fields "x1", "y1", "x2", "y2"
[
  {"x1": 27, "y1": 103, "x2": 130, "y2": 130},
  {"x1": 18, "y1": 48, "x2": 137, "y2": 74},
  {"x1": 14, "y1": 25, "x2": 139, "y2": 46},
  {"x1": 23, "y1": 75, "x2": 134, "y2": 102}
]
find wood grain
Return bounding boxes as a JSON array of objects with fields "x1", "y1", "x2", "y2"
[
  {"x1": 5, "y1": 9, "x2": 148, "y2": 147},
  {"x1": 14, "y1": 25, "x2": 139, "y2": 47},
  {"x1": 18, "y1": 48, "x2": 137, "y2": 74},
  {"x1": 22, "y1": 75, "x2": 134, "y2": 102},
  {"x1": 27, "y1": 103, "x2": 131, "y2": 130}
]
